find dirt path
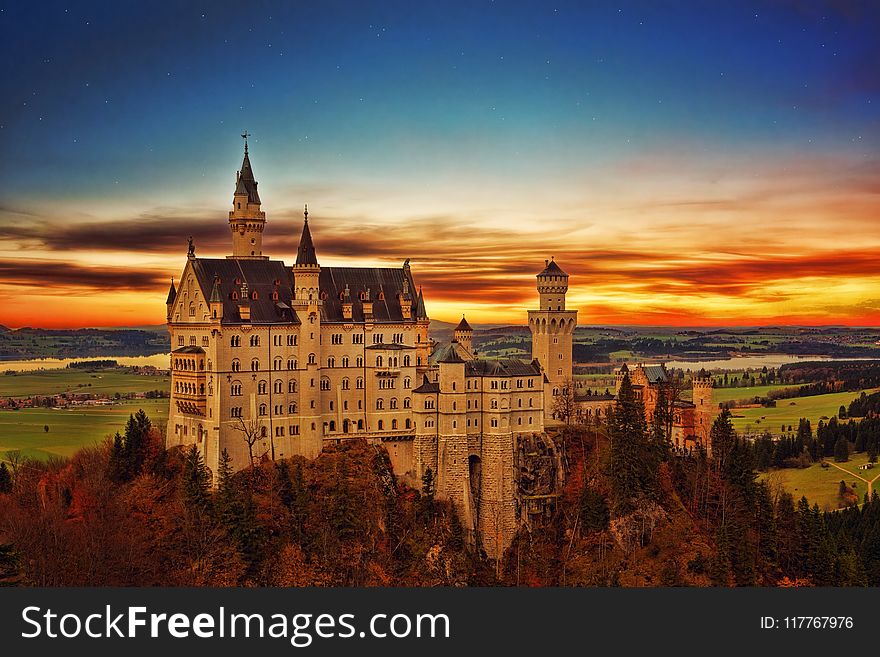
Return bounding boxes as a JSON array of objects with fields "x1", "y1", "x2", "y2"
[{"x1": 825, "y1": 460, "x2": 880, "y2": 498}]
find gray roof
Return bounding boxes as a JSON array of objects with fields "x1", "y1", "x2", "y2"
[
  {"x1": 412, "y1": 374, "x2": 440, "y2": 394},
  {"x1": 465, "y1": 358, "x2": 542, "y2": 378},
  {"x1": 172, "y1": 346, "x2": 205, "y2": 354},
  {"x1": 641, "y1": 364, "x2": 669, "y2": 383},
  {"x1": 234, "y1": 151, "x2": 261, "y2": 204},
  {"x1": 295, "y1": 218, "x2": 318, "y2": 266},
  {"x1": 433, "y1": 342, "x2": 466, "y2": 364},
  {"x1": 538, "y1": 258, "x2": 567, "y2": 276},
  {"x1": 189, "y1": 258, "x2": 299, "y2": 325},
  {"x1": 320, "y1": 266, "x2": 423, "y2": 323},
  {"x1": 166, "y1": 279, "x2": 177, "y2": 304}
]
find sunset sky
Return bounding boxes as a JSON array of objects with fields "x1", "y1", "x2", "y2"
[{"x1": 1, "y1": 1, "x2": 878, "y2": 328}]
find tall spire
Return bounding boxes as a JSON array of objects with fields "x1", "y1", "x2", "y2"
[
  {"x1": 295, "y1": 206, "x2": 318, "y2": 266},
  {"x1": 235, "y1": 134, "x2": 260, "y2": 204}
]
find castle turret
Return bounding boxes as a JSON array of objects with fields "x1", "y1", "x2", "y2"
[
  {"x1": 165, "y1": 278, "x2": 177, "y2": 321},
  {"x1": 228, "y1": 135, "x2": 268, "y2": 259},
  {"x1": 528, "y1": 258, "x2": 578, "y2": 421},
  {"x1": 399, "y1": 277, "x2": 412, "y2": 320},
  {"x1": 292, "y1": 206, "x2": 322, "y2": 458},
  {"x1": 692, "y1": 369, "x2": 715, "y2": 452},
  {"x1": 453, "y1": 315, "x2": 474, "y2": 357},
  {"x1": 209, "y1": 275, "x2": 223, "y2": 322}
]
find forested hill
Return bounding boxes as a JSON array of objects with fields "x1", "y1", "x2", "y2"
[{"x1": 0, "y1": 328, "x2": 169, "y2": 360}]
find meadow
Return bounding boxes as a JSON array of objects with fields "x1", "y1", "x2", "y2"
[
  {"x1": 0, "y1": 399, "x2": 168, "y2": 461},
  {"x1": 761, "y1": 452, "x2": 878, "y2": 512},
  {"x1": 730, "y1": 389, "x2": 876, "y2": 436},
  {"x1": 0, "y1": 368, "x2": 169, "y2": 398}
]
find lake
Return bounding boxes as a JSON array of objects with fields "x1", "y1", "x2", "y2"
[
  {"x1": 0, "y1": 353, "x2": 171, "y2": 373},
  {"x1": 663, "y1": 354, "x2": 876, "y2": 372}
]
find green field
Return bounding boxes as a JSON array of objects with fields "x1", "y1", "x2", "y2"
[
  {"x1": 731, "y1": 389, "x2": 876, "y2": 435},
  {"x1": 761, "y1": 452, "x2": 878, "y2": 512},
  {"x1": 710, "y1": 384, "x2": 804, "y2": 405},
  {"x1": 0, "y1": 399, "x2": 168, "y2": 461},
  {"x1": 0, "y1": 368, "x2": 169, "y2": 398}
]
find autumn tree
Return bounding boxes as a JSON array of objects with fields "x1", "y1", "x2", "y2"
[
  {"x1": 552, "y1": 379, "x2": 578, "y2": 425},
  {"x1": 181, "y1": 445, "x2": 212, "y2": 510}
]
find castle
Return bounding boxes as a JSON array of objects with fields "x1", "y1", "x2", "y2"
[{"x1": 165, "y1": 141, "x2": 713, "y2": 557}]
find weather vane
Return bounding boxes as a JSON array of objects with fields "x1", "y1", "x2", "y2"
[{"x1": 241, "y1": 130, "x2": 251, "y2": 154}]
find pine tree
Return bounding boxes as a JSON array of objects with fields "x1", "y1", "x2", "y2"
[
  {"x1": 608, "y1": 374, "x2": 652, "y2": 516},
  {"x1": 579, "y1": 486, "x2": 610, "y2": 533},
  {"x1": 181, "y1": 445, "x2": 211, "y2": 510},
  {"x1": 420, "y1": 467, "x2": 436, "y2": 517},
  {"x1": 0, "y1": 462, "x2": 11, "y2": 494},
  {"x1": 107, "y1": 432, "x2": 127, "y2": 483},
  {"x1": 834, "y1": 436, "x2": 849, "y2": 463}
]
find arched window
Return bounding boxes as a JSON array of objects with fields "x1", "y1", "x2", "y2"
[
  {"x1": 274, "y1": 380, "x2": 283, "y2": 394},
  {"x1": 327, "y1": 357, "x2": 335, "y2": 368},
  {"x1": 390, "y1": 398, "x2": 398, "y2": 409},
  {"x1": 356, "y1": 377, "x2": 364, "y2": 389},
  {"x1": 320, "y1": 378, "x2": 330, "y2": 391},
  {"x1": 342, "y1": 356, "x2": 349, "y2": 367},
  {"x1": 251, "y1": 359, "x2": 260, "y2": 371},
  {"x1": 260, "y1": 426, "x2": 267, "y2": 437},
  {"x1": 288, "y1": 359, "x2": 297, "y2": 370},
  {"x1": 392, "y1": 419, "x2": 398, "y2": 429},
  {"x1": 376, "y1": 355, "x2": 383, "y2": 367},
  {"x1": 288, "y1": 403, "x2": 297, "y2": 414},
  {"x1": 403, "y1": 355, "x2": 411, "y2": 367},
  {"x1": 308, "y1": 353, "x2": 316, "y2": 365},
  {"x1": 231, "y1": 335, "x2": 241, "y2": 347},
  {"x1": 250, "y1": 335, "x2": 260, "y2": 347},
  {"x1": 231, "y1": 359, "x2": 241, "y2": 372},
  {"x1": 288, "y1": 380, "x2": 297, "y2": 393},
  {"x1": 356, "y1": 357, "x2": 364, "y2": 367},
  {"x1": 342, "y1": 378, "x2": 350, "y2": 390},
  {"x1": 403, "y1": 397, "x2": 411, "y2": 409},
  {"x1": 259, "y1": 404, "x2": 267, "y2": 416},
  {"x1": 378, "y1": 420, "x2": 384, "y2": 430},
  {"x1": 403, "y1": 377, "x2": 411, "y2": 389},
  {"x1": 231, "y1": 382, "x2": 242, "y2": 396},
  {"x1": 376, "y1": 399, "x2": 384, "y2": 410},
  {"x1": 274, "y1": 358, "x2": 282, "y2": 370},
  {"x1": 258, "y1": 380, "x2": 267, "y2": 395},
  {"x1": 405, "y1": 418, "x2": 411, "y2": 429}
]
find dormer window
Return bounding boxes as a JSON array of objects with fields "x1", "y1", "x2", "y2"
[
  {"x1": 231, "y1": 291, "x2": 238, "y2": 300},
  {"x1": 377, "y1": 291, "x2": 385, "y2": 300},
  {"x1": 320, "y1": 291, "x2": 328, "y2": 300},
  {"x1": 251, "y1": 290, "x2": 259, "y2": 300},
  {"x1": 271, "y1": 291, "x2": 279, "y2": 301}
]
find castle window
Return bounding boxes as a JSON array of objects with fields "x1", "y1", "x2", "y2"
[
  {"x1": 327, "y1": 357, "x2": 335, "y2": 368},
  {"x1": 491, "y1": 399, "x2": 498, "y2": 409},
  {"x1": 288, "y1": 359, "x2": 297, "y2": 370},
  {"x1": 356, "y1": 377, "x2": 364, "y2": 389},
  {"x1": 353, "y1": 334, "x2": 364, "y2": 344},
  {"x1": 287, "y1": 335, "x2": 296, "y2": 346},
  {"x1": 356, "y1": 357, "x2": 364, "y2": 367},
  {"x1": 272, "y1": 291, "x2": 279, "y2": 301},
  {"x1": 288, "y1": 380, "x2": 296, "y2": 393},
  {"x1": 274, "y1": 380, "x2": 283, "y2": 394},
  {"x1": 376, "y1": 356, "x2": 383, "y2": 367},
  {"x1": 403, "y1": 355, "x2": 411, "y2": 367},
  {"x1": 289, "y1": 403, "x2": 297, "y2": 414},
  {"x1": 202, "y1": 336, "x2": 209, "y2": 347},
  {"x1": 331, "y1": 334, "x2": 343, "y2": 345},
  {"x1": 405, "y1": 418, "x2": 411, "y2": 429},
  {"x1": 231, "y1": 383, "x2": 242, "y2": 396},
  {"x1": 357, "y1": 419, "x2": 364, "y2": 431},
  {"x1": 261, "y1": 427, "x2": 267, "y2": 438},
  {"x1": 274, "y1": 335, "x2": 282, "y2": 346},
  {"x1": 231, "y1": 407, "x2": 242, "y2": 418},
  {"x1": 403, "y1": 377, "x2": 411, "y2": 389},
  {"x1": 377, "y1": 291, "x2": 385, "y2": 301},
  {"x1": 251, "y1": 290, "x2": 258, "y2": 300},
  {"x1": 491, "y1": 419, "x2": 499, "y2": 428},
  {"x1": 342, "y1": 378, "x2": 350, "y2": 390},
  {"x1": 390, "y1": 398, "x2": 398, "y2": 409},
  {"x1": 376, "y1": 399, "x2": 384, "y2": 410},
  {"x1": 320, "y1": 378, "x2": 330, "y2": 391},
  {"x1": 291, "y1": 425, "x2": 300, "y2": 435},
  {"x1": 258, "y1": 381, "x2": 267, "y2": 395},
  {"x1": 491, "y1": 381, "x2": 498, "y2": 390},
  {"x1": 250, "y1": 335, "x2": 260, "y2": 347},
  {"x1": 308, "y1": 353, "x2": 316, "y2": 365},
  {"x1": 528, "y1": 379, "x2": 533, "y2": 387},
  {"x1": 231, "y1": 291, "x2": 238, "y2": 301},
  {"x1": 189, "y1": 303, "x2": 195, "y2": 317},
  {"x1": 342, "y1": 356, "x2": 349, "y2": 367},
  {"x1": 378, "y1": 420, "x2": 384, "y2": 430},
  {"x1": 274, "y1": 357, "x2": 282, "y2": 370},
  {"x1": 251, "y1": 359, "x2": 260, "y2": 371},
  {"x1": 392, "y1": 419, "x2": 398, "y2": 430},
  {"x1": 231, "y1": 335, "x2": 241, "y2": 347},
  {"x1": 373, "y1": 333, "x2": 383, "y2": 344}
]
